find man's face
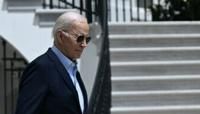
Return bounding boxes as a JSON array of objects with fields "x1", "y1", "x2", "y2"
[{"x1": 59, "y1": 21, "x2": 90, "y2": 60}]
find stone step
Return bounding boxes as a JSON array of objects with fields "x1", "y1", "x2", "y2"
[
  {"x1": 111, "y1": 105, "x2": 200, "y2": 114},
  {"x1": 34, "y1": 9, "x2": 78, "y2": 27},
  {"x1": 109, "y1": 34, "x2": 200, "y2": 48},
  {"x1": 109, "y1": 22, "x2": 200, "y2": 114},
  {"x1": 111, "y1": 61, "x2": 200, "y2": 76},
  {"x1": 110, "y1": 47, "x2": 200, "y2": 62},
  {"x1": 109, "y1": 22, "x2": 200, "y2": 35},
  {"x1": 112, "y1": 75, "x2": 200, "y2": 91},
  {"x1": 112, "y1": 90, "x2": 200, "y2": 107},
  {"x1": 5, "y1": 0, "x2": 42, "y2": 11}
]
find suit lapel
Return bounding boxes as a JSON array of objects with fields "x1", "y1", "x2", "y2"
[
  {"x1": 46, "y1": 49, "x2": 79, "y2": 103},
  {"x1": 76, "y1": 71, "x2": 88, "y2": 112},
  {"x1": 46, "y1": 48, "x2": 88, "y2": 113}
]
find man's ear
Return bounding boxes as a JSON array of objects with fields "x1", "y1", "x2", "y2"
[
  {"x1": 56, "y1": 31, "x2": 64, "y2": 44},
  {"x1": 57, "y1": 30, "x2": 62, "y2": 38}
]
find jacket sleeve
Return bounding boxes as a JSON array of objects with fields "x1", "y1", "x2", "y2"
[{"x1": 15, "y1": 62, "x2": 48, "y2": 114}]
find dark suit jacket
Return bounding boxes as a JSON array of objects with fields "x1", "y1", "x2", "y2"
[{"x1": 15, "y1": 49, "x2": 88, "y2": 114}]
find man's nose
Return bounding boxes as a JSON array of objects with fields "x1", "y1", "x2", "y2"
[{"x1": 80, "y1": 39, "x2": 87, "y2": 48}]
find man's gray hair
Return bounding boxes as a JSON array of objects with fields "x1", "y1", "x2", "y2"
[{"x1": 52, "y1": 12, "x2": 87, "y2": 39}]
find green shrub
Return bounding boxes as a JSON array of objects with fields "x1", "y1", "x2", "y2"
[{"x1": 150, "y1": 0, "x2": 200, "y2": 21}]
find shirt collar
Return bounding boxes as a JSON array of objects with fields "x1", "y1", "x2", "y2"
[{"x1": 51, "y1": 46, "x2": 76, "y2": 70}]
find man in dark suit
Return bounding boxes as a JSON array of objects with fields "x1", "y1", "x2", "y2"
[{"x1": 15, "y1": 12, "x2": 90, "y2": 114}]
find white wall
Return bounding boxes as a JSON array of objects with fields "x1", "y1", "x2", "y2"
[
  {"x1": 0, "y1": 11, "x2": 53, "y2": 62},
  {"x1": 80, "y1": 41, "x2": 99, "y2": 98}
]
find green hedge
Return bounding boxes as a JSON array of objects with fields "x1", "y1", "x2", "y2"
[{"x1": 150, "y1": 0, "x2": 200, "y2": 21}]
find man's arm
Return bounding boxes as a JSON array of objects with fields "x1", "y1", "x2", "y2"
[{"x1": 15, "y1": 62, "x2": 48, "y2": 114}]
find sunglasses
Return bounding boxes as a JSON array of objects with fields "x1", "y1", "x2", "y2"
[
  {"x1": 76, "y1": 35, "x2": 91, "y2": 44},
  {"x1": 62, "y1": 31, "x2": 91, "y2": 44}
]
